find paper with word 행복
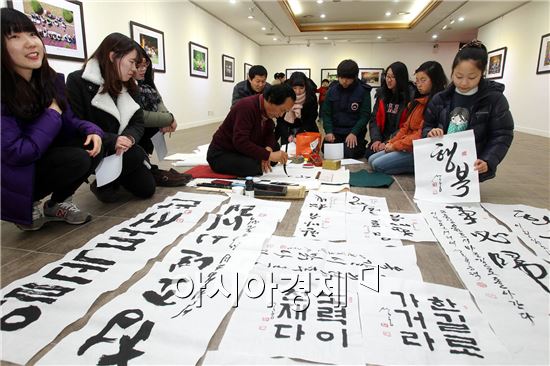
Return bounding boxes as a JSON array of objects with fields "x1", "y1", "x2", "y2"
[
  {"x1": 259, "y1": 236, "x2": 422, "y2": 284},
  {"x1": 1, "y1": 192, "x2": 226, "y2": 365},
  {"x1": 481, "y1": 203, "x2": 550, "y2": 261},
  {"x1": 218, "y1": 283, "x2": 364, "y2": 364},
  {"x1": 39, "y1": 229, "x2": 271, "y2": 365},
  {"x1": 413, "y1": 130, "x2": 480, "y2": 203},
  {"x1": 359, "y1": 278, "x2": 512, "y2": 365},
  {"x1": 417, "y1": 201, "x2": 549, "y2": 363}
]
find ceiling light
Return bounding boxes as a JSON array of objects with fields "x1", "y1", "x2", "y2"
[
  {"x1": 288, "y1": 0, "x2": 303, "y2": 15},
  {"x1": 261, "y1": 26, "x2": 266, "y2": 31},
  {"x1": 377, "y1": 35, "x2": 382, "y2": 39},
  {"x1": 458, "y1": 16, "x2": 465, "y2": 22},
  {"x1": 432, "y1": 34, "x2": 438, "y2": 39},
  {"x1": 320, "y1": 13, "x2": 326, "y2": 18},
  {"x1": 316, "y1": 0, "x2": 323, "y2": 3},
  {"x1": 442, "y1": 25, "x2": 447, "y2": 30},
  {"x1": 323, "y1": 36, "x2": 328, "y2": 40},
  {"x1": 450, "y1": 19, "x2": 455, "y2": 24},
  {"x1": 248, "y1": 15, "x2": 254, "y2": 19},
  {"x1": 273, "y1": 37, "x2": 278, "y2": 41},
  {"x1": 229, "y1": 0, "x2": 236, "y2": 3},
  {"x1": 397, "y1": 11, "x2": 409, "y2": 15},
  {"x1": 385, "y1": 11, "x2": 391, "y2": 16}
]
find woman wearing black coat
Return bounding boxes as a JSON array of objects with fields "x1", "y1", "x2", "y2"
[
  {"x1": 275, "y1": 72, "x2": 319, "y2": 145},
  {"x1": 423, "y1": 40, "x2": 514, "y2": 182}
]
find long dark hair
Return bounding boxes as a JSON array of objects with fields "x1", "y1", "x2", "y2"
[
  {"x1": 135, "y1": 43, "x2": 157, "y2": 90},
  {"x1": 86, "y1": 32, "x2": 139, "y2": 97},
  {"x1": 415, "y1": 61, "x2": 448, "y2": 100},
  {"x1": 381, "y1": 61, "x2": 411, "y2": 104},
  {"x1": 1, "y1": 8, "x2": 62, "y2": 122},
  {"x1": 287, "y1": 71, "x2": 316, "y2": 96},
  {"x1": 452, "y1": 40, "x2": 488, "y2": 77}
]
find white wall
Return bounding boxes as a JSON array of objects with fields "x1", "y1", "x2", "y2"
[
  {"x1": 261, "y1": 42, "x2": 460, "y2": 104},
  {"x1": 478, "y1": 1, "x2": 550, "y2": 137},
  {"x1": 4, "y1": 0, "x2": 260, "y2": 130}
]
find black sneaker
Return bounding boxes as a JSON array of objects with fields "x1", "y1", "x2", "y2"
[{"x1": 90, "y1": 180, "x2": 120, "y2": 203}]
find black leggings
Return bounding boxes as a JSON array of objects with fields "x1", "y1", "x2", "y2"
[
  {"x1": 102, "y1": 145, "x2": 156, "y2": 198},
  {"x1": 207, "y1": 145, "x2": 263, "y2": 177},
  {"x1": 34, "y1": 140, "x2": 102, "y2": 203}
]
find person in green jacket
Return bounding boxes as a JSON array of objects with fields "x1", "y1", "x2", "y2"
[{"x1": 134, "y1": 44, "x2": 189, "y2": 186}]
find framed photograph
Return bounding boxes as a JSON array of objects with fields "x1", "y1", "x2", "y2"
[
  {"x1": 189, "y1": 41, "x2": 208, "y2": 78},
  {"x1": 244, "y1": 63, "x2": 252, "y2": 81},
  {"x1": 222, "y1": 54, "x2": 235, "y2": 82},
  {"x1": 486, "y1": 47, "x2": 507, "y2": 79},
  {"x1": 536, "y1": 33, "x2": 550, "y2": 74},
  {"x1": 359, "y1": 68, "x2": 384, "y2": 87},
  {"x1": 286, "y1": 68, "x2": 311, "y2": 79},
  {"x1": 320, "y1": 68, "x2": 338, "y2": 84},
  {"x1": 130, "y1": 21, "x2": 166, "y2": 73},
  {"x1": 8, "y1": 0, "x2": 87, "y2": 61}
]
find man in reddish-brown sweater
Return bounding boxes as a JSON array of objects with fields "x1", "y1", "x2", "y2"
[{"x1": 208, "y1": 84, "x2": 296, "y2": 176}]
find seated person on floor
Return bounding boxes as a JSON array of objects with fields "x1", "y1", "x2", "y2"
[
  {"x1": 322, "y1": 59, "x2": 371, "y2": 159},
  {"x1": 207, "y1": 84, "x2": 295, "y2": 177},
  {"x1": 275, "y1": 71, "x2": 319, "y2": 146},
  {"x1": 369, "y1": 61, "x2": 448, "y2": 175}
]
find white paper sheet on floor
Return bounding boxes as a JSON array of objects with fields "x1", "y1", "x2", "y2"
[
  {"x1": 417, "y1": 201, "x2": 549, "y2": 363},
  {"x1": 360, "y1": 278, "x2": 513, "y2": 365},
  {"x1": 38, "y1": 197, "x2": 289, "y2": 365},
  {"x1": 481, "y1": 203, "x2": 550, "y2": 260},
  {"x1": 413, "y1": 130, "x2": 480, "y2": 203},
  {"x1": 0, "y1": 192, "x2": 227, "y2": 365}
]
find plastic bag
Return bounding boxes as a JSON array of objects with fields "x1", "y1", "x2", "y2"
[{"x1": 295, "y1": 132, "x2": 321, "y2": 159}]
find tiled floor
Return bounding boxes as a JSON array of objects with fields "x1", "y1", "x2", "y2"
[{"x1": 1, "y1": 123, "x2": 548, "y2": 364}]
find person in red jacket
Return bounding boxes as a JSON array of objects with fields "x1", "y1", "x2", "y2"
[
  {"x1": 316, "y1": 78, "x2": 329, "y2": 119},
  {"x1": 208, "y1": 84, "x2": 295, "y2": 176},
  {"x1": 369, "y1": 61, "x2": 447, "y2": 175}
]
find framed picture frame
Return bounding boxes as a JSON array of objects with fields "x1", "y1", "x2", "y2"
[
  {"x1": 359, "y1": 68, "x2": 384, "y2": 87},
  {"x1": 130, "y1": 21, "x2": 166, "y2": 73},
  {"x1": 486, "y1": 47, "x2": 507, "y2": 79},
  {"x1": 8, "y1": 0, "x2": 87, "y2": 61},
  {"x1": 189, "y1": 41, "x2": 208, "y2": 78},
  {"x1": 536, "y1": 33, "x2": 550, "y2": 74},
  {"x1": 222, "y1": 54, "x2": 235, "y2": 82},
  {"x1": 286, "y1": 68, "x2": 311, "y2": 79},
  {"x1": 320, "y1": 68, "x2": 338, "y2": 84},
  {"x1": 244, "y1": 63, "x2": 252, "y2": 81}
]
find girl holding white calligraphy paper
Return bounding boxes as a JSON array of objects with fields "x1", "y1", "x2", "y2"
[
  {"x1": 66, "y1": 33, "x2": 156, "y2": 202},
  {"x1": 1, "y1": 8, "x2": 103, "y2": 230},
  {"x1": 422, "y1": 40, "x2": 514, "y2": 182},
  {"x1": 369, "y1": 61, "x2": 448, "y2": 175}
]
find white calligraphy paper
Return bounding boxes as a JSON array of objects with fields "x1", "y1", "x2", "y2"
[
  {"x1": 1, "y1": 192, "x2": 226, "y2": 365},
  {"x1": 413, "y1": 130, "x2": 480, "y2": 203},
  {"x1": 95, "y1": 153, "x2": 123, "y2": 187},
  {"x1": 324, "y1": 143, "x2": 344, "y2": 160},
  {"x1": 151, "y1": 131, "x2": 168, "y2": 161},
  {"x1": 417, "y1": 201, "x2": 549, "y2": 363},
  {"x1": 482, "y1": 203, "x2": 550, "y2": 261},
  {"x1": 359, "y1": 278, "x2": 512, "y2": 365}
]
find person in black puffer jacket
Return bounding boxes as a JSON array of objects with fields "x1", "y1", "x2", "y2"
[{"x1": 423, "y1": 40, "x2": 514, "y2": 182}]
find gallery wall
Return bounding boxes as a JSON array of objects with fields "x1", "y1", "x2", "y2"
[{"x1": 478, "y1": 1, "x2": 550, "y2": 137}]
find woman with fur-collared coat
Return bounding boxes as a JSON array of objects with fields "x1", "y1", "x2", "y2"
[{"x1": 66, "y1": 32, "x2": 155, "y2": 202}]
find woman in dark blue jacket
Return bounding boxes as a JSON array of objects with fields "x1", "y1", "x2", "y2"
[{"x1": 423, "y1": 40, "x2": 514, "y2": 182}]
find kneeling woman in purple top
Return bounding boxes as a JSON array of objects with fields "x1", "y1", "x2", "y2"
[
  {"x1": 208, "y1": 84, "x2": 296, "y2": 176},
  {"x1": 1, "y1": 8, "x2": 104, "y2": 231}
]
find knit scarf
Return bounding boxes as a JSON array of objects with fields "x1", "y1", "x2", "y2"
[
  {"x1": 284, "y1": 92, "x2": 306, "y2": 123},
  {"x1": 137, "y1": 81, "x2": 161, "y2": 111}
]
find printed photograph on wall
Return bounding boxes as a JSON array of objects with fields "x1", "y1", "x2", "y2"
[
  {"x1": 244, "y1": 62, "x2": 252, "y2": 81},
  {"x1": 222, "y1": 54, "x2": 235, "y2": 82},
  {"x1": 536, "y1": 33, "x2": 550, "y2": 74},
  {"x1": 8, "y1": 0, "x2": 87, "y2": 61},
  {"x1": 486, "y1": 47, "x2": 507, "y2": 79},
  {"x1": 320, "y1": 68, "x2": 338, "y2": 84},
  {"x1": 189, "y1": 41, "x2": 208, "y2": 78},
  {"x1": 130, "y1": 21, "x2": 165, "y2": 72},
  {"x1": 286, "y1": 68, "x2": 311, "y2": 79},
  {"x1": 359, "y1": 68, "x2": 384, "y2": 87}
]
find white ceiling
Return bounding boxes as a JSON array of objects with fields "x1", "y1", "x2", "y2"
[{"x1": 190, "y1": 0, "x2": 528, "y2": 46}]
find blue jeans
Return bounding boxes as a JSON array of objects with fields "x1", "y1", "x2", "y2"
[{"x1": 368, "y1": 150, "x2": 414, "y2": 175}]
